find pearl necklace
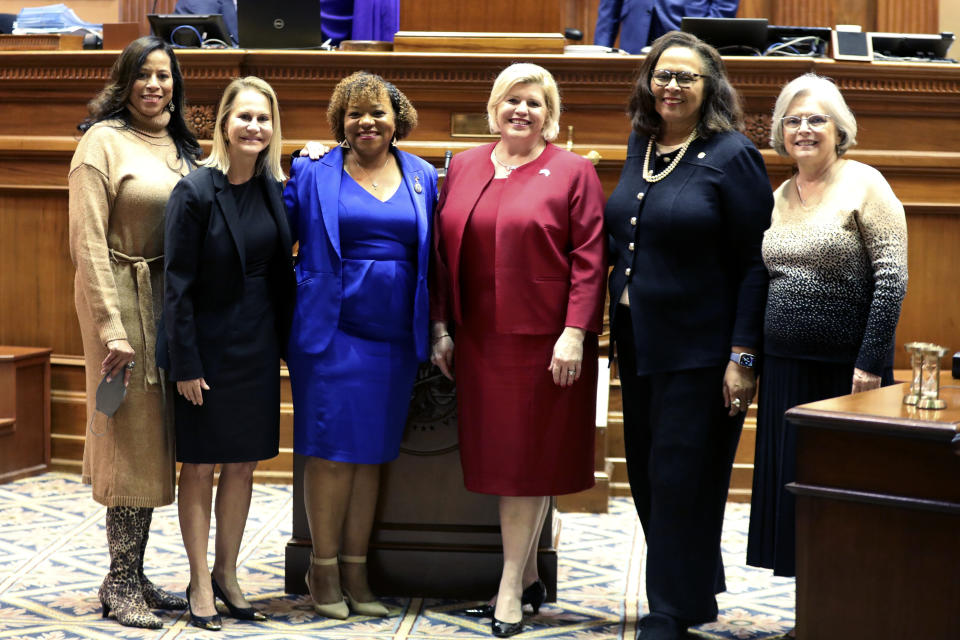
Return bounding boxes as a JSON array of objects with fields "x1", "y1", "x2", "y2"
[{"x1": 642, "y1": 130, "x2": 698, "y2": 183}]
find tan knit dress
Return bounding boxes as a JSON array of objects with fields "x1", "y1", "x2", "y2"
[{"x1": 68, "y1": 113, "x2": 190, "y2": 507}]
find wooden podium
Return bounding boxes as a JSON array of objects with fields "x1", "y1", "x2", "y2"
[
  {"x1": 785, "y1": 373, "x2": 960, "y2": 640},
  {"x1": 284, "y1": 364, "x2": 558, "y2": 599}
]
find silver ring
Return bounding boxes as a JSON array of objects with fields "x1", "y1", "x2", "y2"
[
  {"x1": 732, "y1": 398, "x2": 741, "y2": 408},
  {"x1": 567, "y1": 369, "x2": 576, "y2": 374},
  {"x1": 126, "y1": 361, "x2": 136, "y2": 370}
]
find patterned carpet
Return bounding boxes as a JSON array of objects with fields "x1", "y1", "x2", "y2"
[{"x1": 0, "y1": 473, "x2": 794, "y2": 639}]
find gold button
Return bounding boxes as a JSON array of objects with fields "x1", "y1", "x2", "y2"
[
  {"x1": 625, "y1": 267, "x2": 632, "y2": 276},
  {"x1": 630, "y1": 217, "x2": 637, "y2": 226},
  {"x1": 628, "y1": 242, "x2": 635, "y2": 251},
  {"x1": 636, "y1": 192, "x2": 645, "y2": 200}
]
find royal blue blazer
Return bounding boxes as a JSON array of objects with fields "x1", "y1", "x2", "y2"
[{"x1": 283, "y1": 145, "x2": 437, "y2": 361}]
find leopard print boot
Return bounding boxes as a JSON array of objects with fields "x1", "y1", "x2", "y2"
[
  {"x1": 99, "y1": 506, "x2": 163, "y2": 629},
  {"x1": 137, "y1": 508, "x2": 187, "y2": 610}
]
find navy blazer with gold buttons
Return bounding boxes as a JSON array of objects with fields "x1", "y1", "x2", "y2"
[{"x1": 605, "y1": 130, "x2": 772, "y2": 376}]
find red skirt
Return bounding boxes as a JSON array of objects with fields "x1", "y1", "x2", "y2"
[{"x1": 454, "y1": 326, "x2": 598, "y2": 496}]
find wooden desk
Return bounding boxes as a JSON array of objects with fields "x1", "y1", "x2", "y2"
[
  {"x1": 0, "y1": 346, "x2": 52, "y2": 483},
  {"x1": 786, "y1": 374, "x2": 960, "y2": 640}
]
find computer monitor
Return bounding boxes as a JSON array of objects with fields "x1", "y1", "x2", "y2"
[
  {"x1": 870, "y1": 32, "x2": 954, "y2": 59},
  {"x1": 237, "y1": 0, "x2": 326, "y2": 49},
  {"x1": 680, "y1": 17, "x2": 769, "y2": 55},
  {"x1": 148, "y1": 13, "x2": 233, "y2": 48}
]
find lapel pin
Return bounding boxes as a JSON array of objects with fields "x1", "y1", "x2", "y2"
[
  {"x1": 697, "y1": 152, "x2": 706, "y2": 159},
  {"x1": 539, "y1": 169, "x2": 551, "y2": 177},
  {"x1": 414, "y1": 176, "x2": 423, "y2": 194}
]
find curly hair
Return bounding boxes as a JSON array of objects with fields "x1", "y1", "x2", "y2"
[
  {"x1": 627, "y1": 31, "x2": 742, "y2": 140},
  {"x1": 78, "y1": 36, "x2": 200, "y2": 165},
  {"x1": 327, "y1": 71, "x2": 418, "y2": 143}
]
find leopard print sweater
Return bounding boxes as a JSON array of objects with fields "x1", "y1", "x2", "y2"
[{"x1": 762, "y1": 159, "x2": 908, "y2": 375}]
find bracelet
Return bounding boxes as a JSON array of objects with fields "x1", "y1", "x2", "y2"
[{"x1": 432, "y1": 333, "x2": 450, "y2": 342}]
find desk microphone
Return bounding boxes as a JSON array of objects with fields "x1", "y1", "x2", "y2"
[{"x1": 443, "y1": 150, "x2": 452, "y2": 174}]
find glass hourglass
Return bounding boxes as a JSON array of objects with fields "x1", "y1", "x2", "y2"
[{"x1": 917, "y1": 343, "x2": 949, "y2": 410}]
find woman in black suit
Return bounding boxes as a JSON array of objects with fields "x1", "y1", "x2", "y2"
[
  {"x1": 604, "y1": 32, "x2": 772, "y2": 640},
  {"x1": 162, "y1": 76, "x2": 294, "y2": 630}
]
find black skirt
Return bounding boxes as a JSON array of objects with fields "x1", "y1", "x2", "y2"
[{"x1": 746, "y1": 355, "x2": 859, "y2": 576}]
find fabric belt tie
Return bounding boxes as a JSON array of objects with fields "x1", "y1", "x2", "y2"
[{"x1": 109, "y1": 248, "x2": 162, "y2": 389}]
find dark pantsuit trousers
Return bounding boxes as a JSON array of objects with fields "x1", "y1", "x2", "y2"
[{"x1": 614, "y1": 308, "x2": 744, "y2": 624}]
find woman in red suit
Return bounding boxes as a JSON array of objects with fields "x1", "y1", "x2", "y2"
[{"x1": 431, "y1": 63, "x2": 607, "y2": 638}]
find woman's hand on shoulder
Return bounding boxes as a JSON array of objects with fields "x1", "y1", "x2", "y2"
[
  {"x1": 176, "y1": 378, "x2": 210, "y2": 406},
  {"x1": 550, "y1": 327, "x2": 585, "y2": 388},
  {"x1": 851, "y1": 368, "x2": 881, "y2": 394},
  {"x1": 298, "y1": 141, "x2": 330, "y2": 161}
]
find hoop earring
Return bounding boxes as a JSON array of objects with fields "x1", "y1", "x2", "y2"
[{"x1": 339, "y1": 139, "x2": 350, "y2": 149}]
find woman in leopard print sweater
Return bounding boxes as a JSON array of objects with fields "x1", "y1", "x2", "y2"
[{"x1": 746, "y1": 74, "x2": 908, "y2": 624}]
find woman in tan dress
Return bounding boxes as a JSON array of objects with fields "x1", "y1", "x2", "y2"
[{"x1": 68, "y1": 36, "x2": 200, "y2": 629}]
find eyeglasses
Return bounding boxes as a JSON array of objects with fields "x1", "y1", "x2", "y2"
[
  {"x1": 781, "y1": 114, "x2": 832, "y2": 130},
  {"x1": 651, "y1": 69, "x2": 705, "y2": 88}
]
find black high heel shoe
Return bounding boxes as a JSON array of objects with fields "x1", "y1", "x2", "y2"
[
  {"x1": 522, "y1": 579, "x2": 547, "y2": 615},
  {"x1": 211, "y1": 575, "x2": 267, "y2": 622},
  {"x1": 491, "y1": 616, "x2": 524, "y2": 637},
  {"x1": 186, "y1": 583, "x2": 222, "y2": 631},
  {"x1": 465, "y1": 579, "x2": 548, "y2": 618}
]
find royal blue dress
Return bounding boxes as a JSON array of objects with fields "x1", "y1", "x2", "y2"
[{"x1": 289, "y1": 174, "x2": 419, "y2": 464}]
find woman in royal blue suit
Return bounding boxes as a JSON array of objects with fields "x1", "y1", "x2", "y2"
[{"x1": 284, "y1": 72, "x2": 437, "y2": 619}]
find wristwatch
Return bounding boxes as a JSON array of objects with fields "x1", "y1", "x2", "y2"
[{"x1": 730, "y1": 352, "x2": 756, "y2": 368}]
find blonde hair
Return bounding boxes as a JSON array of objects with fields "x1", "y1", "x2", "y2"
[
  {"x1": 203, "y1": 76, "x2": 285, "y2": 181},
  {"x1": 486, "y1": 63, "x2": 561, "y2": 142},
  {"x1": 770, "y1": 73, "x2": 857, "y2": 157}
]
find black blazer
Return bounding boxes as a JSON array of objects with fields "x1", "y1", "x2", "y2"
[
  {"x1": 159, "y1": 166, "x2": 295, "y2": 381},
  {"x1": 605, "y1": 130, "x2": 773, "y2": 376}
]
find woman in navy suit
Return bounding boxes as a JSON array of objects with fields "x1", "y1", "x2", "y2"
[
  {"x1": 163, "y1": 76, "x2": 294, "y2": 629},
  {"x1": 604, "y1": 32, "x2": 772, "y2": 639},
  {"x1": 284, "y1": 72, "x2": 437, "y2": 619}
]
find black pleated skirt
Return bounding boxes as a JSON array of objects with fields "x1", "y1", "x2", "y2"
[{"x1": 745, "y1": 355, "x2": 854, "y2": 577}]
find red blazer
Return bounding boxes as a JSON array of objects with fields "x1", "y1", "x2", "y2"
[{"x1": 431, "y1": 142, "x2": 607, "y2": 334}]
